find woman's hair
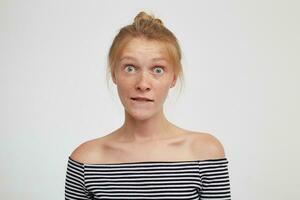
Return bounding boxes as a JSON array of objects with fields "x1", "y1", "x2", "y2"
[{"x1": 106, "y1": 11, "x2": 185, "y2": 97}]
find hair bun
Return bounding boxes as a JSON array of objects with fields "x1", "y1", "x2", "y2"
[{"x1": 133, "y1": 11, "x2": 164, "y2": 26}]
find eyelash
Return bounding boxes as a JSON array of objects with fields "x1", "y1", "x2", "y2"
[{"x1": 124, "y1": 64, "x2": 165, "y2": 74}]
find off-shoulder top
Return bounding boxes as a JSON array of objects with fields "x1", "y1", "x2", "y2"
[{"x1": 65, "y1": 156, "x2": 231, "y2": 200}]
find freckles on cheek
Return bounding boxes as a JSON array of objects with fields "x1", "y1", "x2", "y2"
[
  {"x1": 117, "y1": 77, "x2": 132, "y2": 90},
  {"x1": 115, "y1": 73, "x2": 126, "y2": 83}
]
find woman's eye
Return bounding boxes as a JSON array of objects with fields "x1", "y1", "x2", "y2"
[
  {"x1": 153, "y1": 66, "x2": 164, "y2": 74},
  {"x1": 124, "y1": 65, "x2": 135, "y2": 73}
]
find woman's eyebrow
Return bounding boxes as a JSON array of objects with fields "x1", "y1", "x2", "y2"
[
  {"x1": 119, "y1": 56, "x2": 136, "y2": 62},
  {"x1": 151, "y1": 57, "x2": 168, "y2": 62}
]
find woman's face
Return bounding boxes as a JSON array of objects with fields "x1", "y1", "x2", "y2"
[{"x1": 113, "y1": 37, "x2": 177, "y2": 120}]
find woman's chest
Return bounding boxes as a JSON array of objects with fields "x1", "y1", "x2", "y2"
[{"x1": 83, "y1": 161, "x2": 201, "y2": 199}]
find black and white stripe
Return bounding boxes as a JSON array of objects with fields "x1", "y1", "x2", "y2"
[{"x1": 65, "y1": 157, "x2": 231, "y2": 200}]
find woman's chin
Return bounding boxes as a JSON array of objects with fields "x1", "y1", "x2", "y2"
[{"x1": 126, "y1": 109, "x2": 156, "y2": 121}]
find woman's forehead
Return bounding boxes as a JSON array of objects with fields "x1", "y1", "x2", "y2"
[{"x1": 119, "y1": 38, "x2": 171, "y2": 61}]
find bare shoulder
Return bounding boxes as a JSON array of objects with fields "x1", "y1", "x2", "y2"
[
  {"x1": 69, "y1": 137, "x2": 106, "y2": 164},
  {"x1": 190, "y1": 131, "x2": 226, "y2": 159}
]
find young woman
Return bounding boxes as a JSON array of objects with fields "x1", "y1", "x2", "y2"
[{"x1": 65, "y1": 11, "x2": 231, "y2": 200}]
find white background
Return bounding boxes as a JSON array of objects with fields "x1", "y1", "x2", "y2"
[{"x1": 1, "y1": 0, "x2": 299, "y2": 199}]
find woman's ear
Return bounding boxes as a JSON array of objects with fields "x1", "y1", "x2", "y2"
[
  {"x1": 170, "y1": 74, "x2": 177, "y2": 88},
  {"x1": 112, "y1": 71, "x2": 117, "y2": 85}
]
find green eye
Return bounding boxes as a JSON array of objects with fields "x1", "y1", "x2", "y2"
[
  {"x1": 125, "y1": 65, "x2": 135, "y2": 73},
  {"x1": 154, "y1": 66, "x2": 164, "y2": 74}
]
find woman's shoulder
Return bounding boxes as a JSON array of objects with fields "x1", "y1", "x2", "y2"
[
  {"x1": 69, "y1": 130, "x2": 226, "y2": 163},
  {"x1": 69, "y1": 135, "x2": 109, "y2": 164},
  {"x1": 189, "y1": 131, "x2": 226, "y2": 159}
]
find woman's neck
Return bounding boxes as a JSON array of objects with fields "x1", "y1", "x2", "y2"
[{"x1": 116, "y1": 111, "x2": 178, "y2": 143}]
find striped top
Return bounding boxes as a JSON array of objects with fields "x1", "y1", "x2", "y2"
[{"x1": 65, "y1": 156, "x2": 231, "y2": 200}]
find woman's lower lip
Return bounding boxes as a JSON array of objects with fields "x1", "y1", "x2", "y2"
[{"x1": 130, "y1": 99, "x2": 153, "y2": 104}]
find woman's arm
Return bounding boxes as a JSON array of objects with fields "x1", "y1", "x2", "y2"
[
  {"x1": 65, "y1": 157, "x2": 93, "y2": 199},
  {"x1": 199, "y1": 158, "x2": 231, "y2": 199},
  {"x1": 196, "y1": 133, "x2": 231, "y2": 199}
]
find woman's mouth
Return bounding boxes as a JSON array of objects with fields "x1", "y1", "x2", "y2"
[
  {"x1": 130, "y1": 97, "x2": 154, "y2": 102},
  {"x1": 131, "y1": 97, "x2": 154, "y2": 102}
]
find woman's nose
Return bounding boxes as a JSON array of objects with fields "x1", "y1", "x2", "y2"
[{"x1": 135, "y1": 71, "x2": 151, "y2": 91}]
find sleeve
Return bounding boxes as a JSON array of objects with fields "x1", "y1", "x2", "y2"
[
  {"x1": 199, "y1": 158, "x2": 231, "y2": 200},
  {"x1": 65, "y1": 157, "x2": 93, "y2": 200}
]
